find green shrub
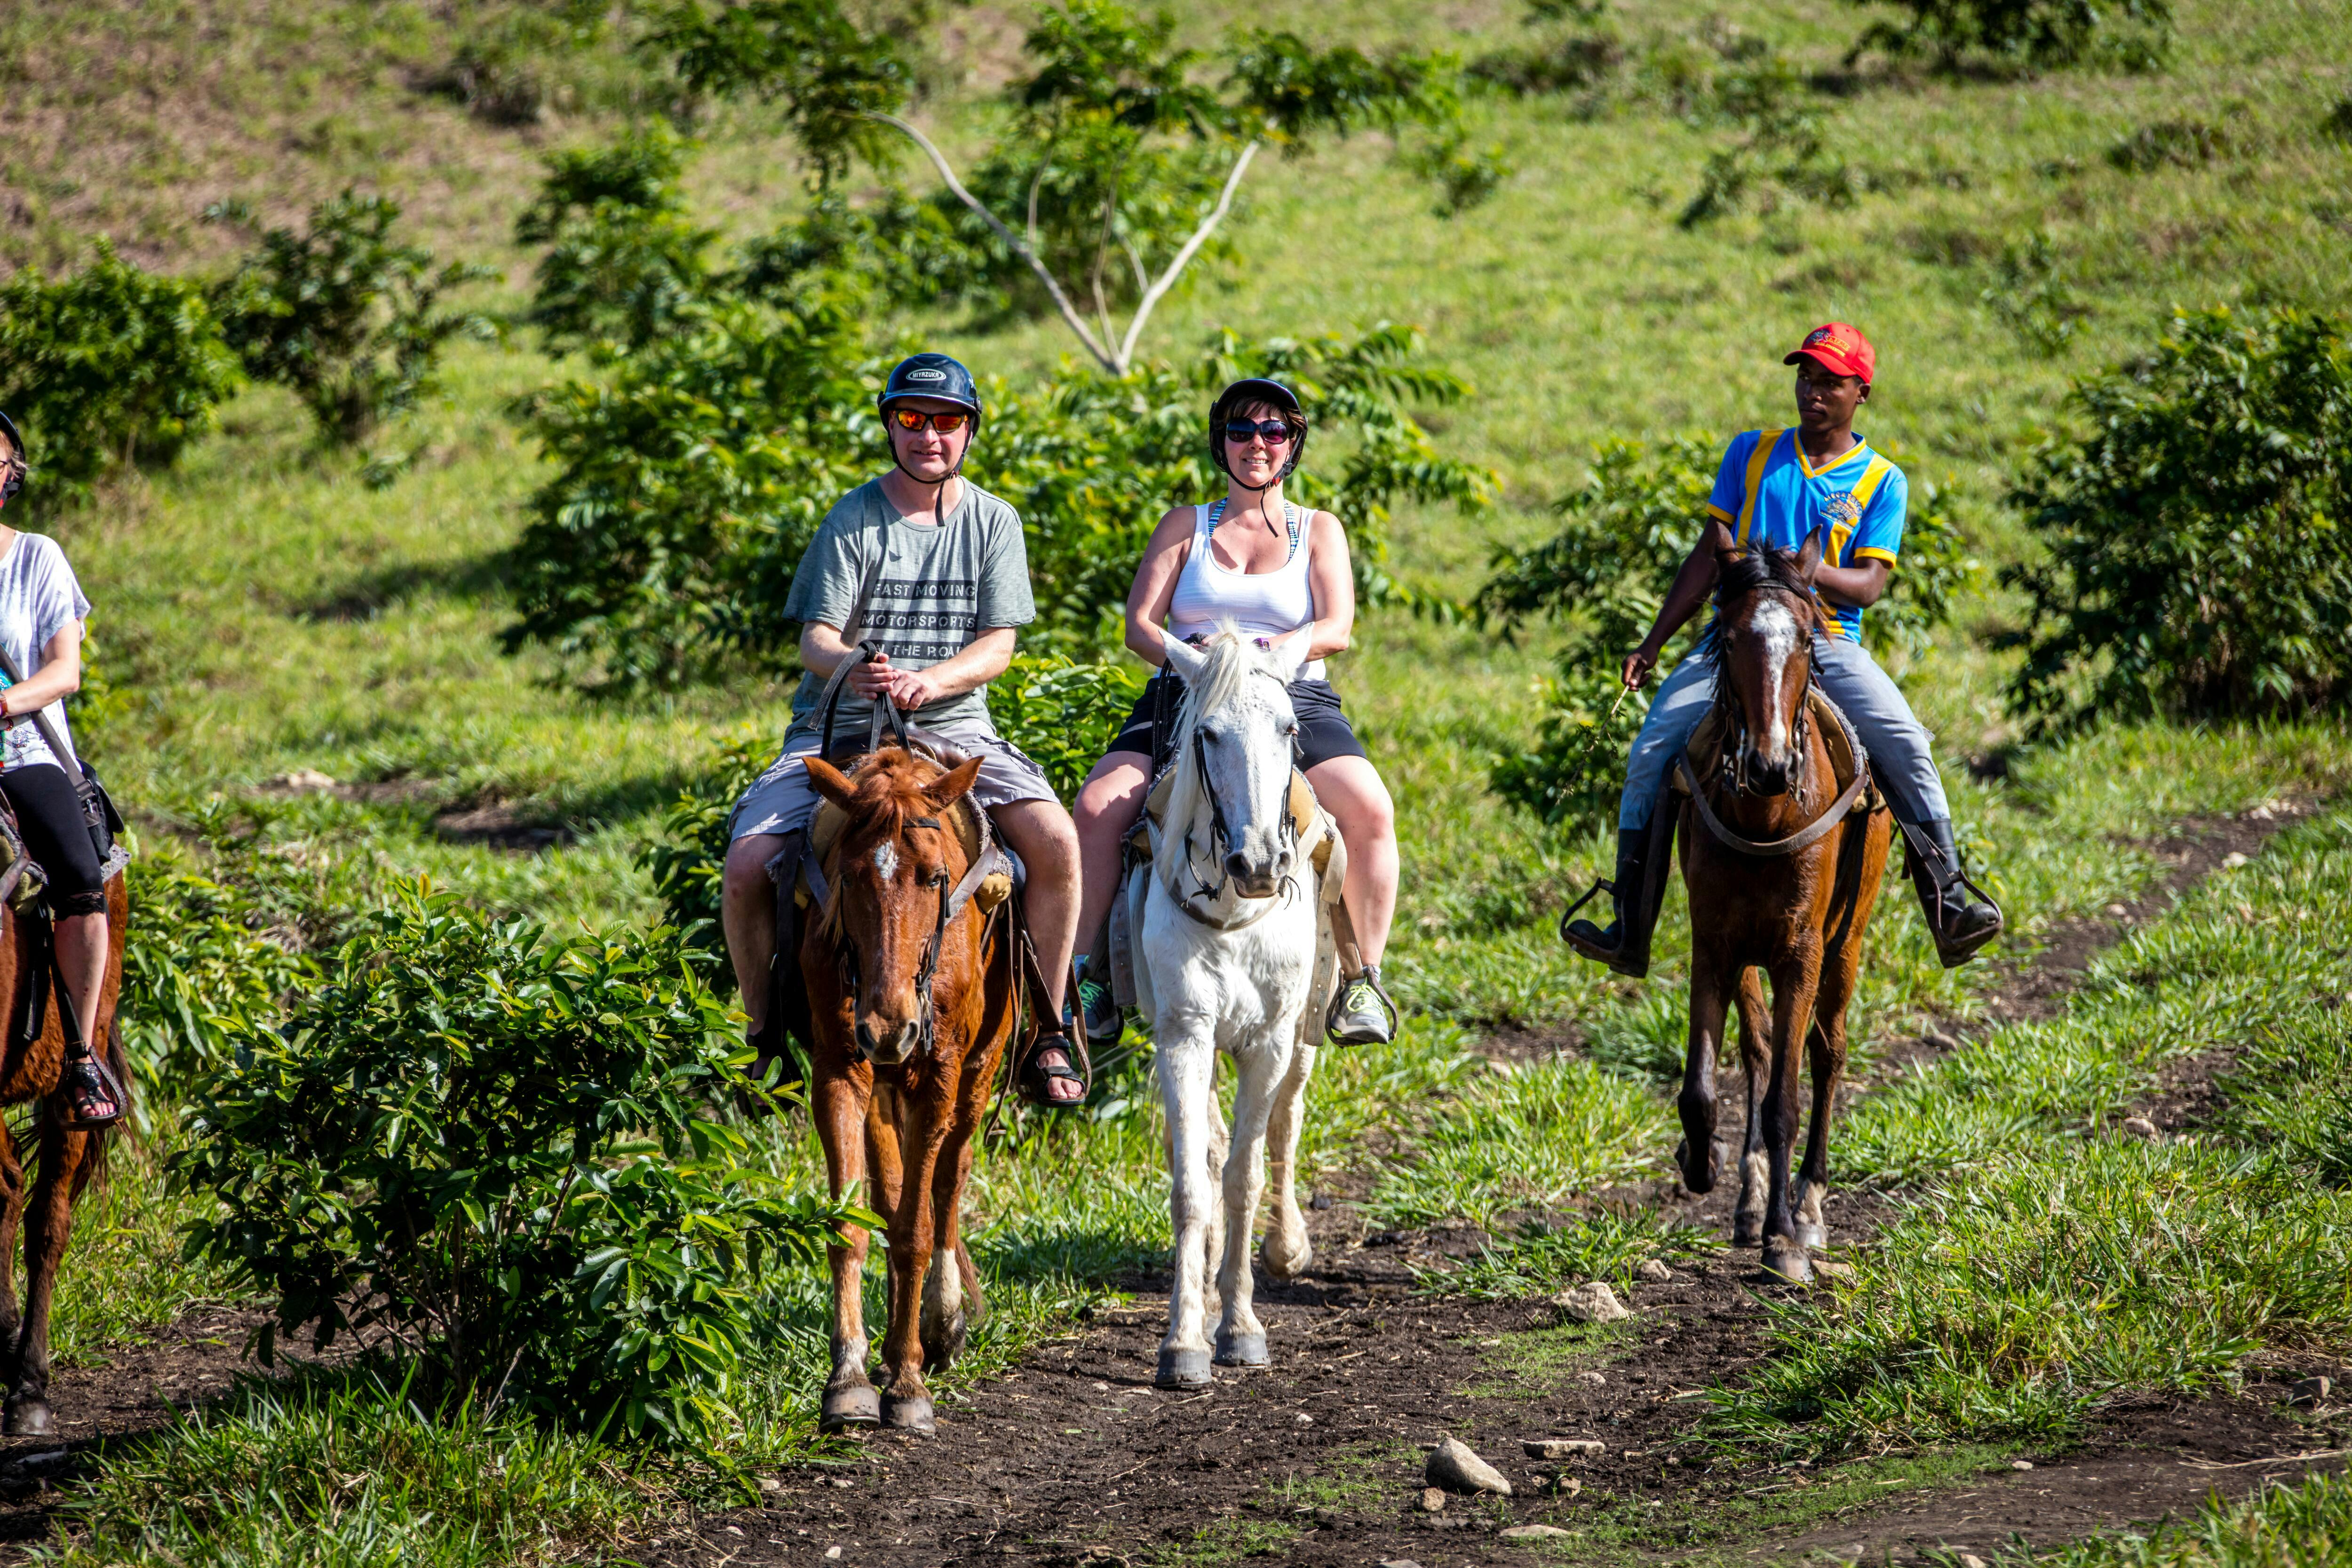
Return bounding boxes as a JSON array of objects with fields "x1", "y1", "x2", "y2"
[
  {"x1": 210, "y1": 191, "x2": 501, "y2": 445},
  {"x1": 640, "y1": 729, "x2": 775, "y2": 978},
  {"x1": 119, "y1": 845, "x2": 309, "y2": 1097},
  {"x1": 0, "y1": 241, "x2": 243, "y2": 507},
  {"x1": 1480, "y1": 436, "x2": 1973, "y2": 828},
  {"x1": 2004, "y1": 307, "x2": 2352, "y2": 731},
  {"x1": 1677, "y1": 48, "x2": 1854, "y2": 228},
  {"x1": 2106, "y1": 118, "x2": 2225, "y2": 172},
  {"x1": 1846, "y1": 0, "x2": 2172, "y2": 73},
  {"x1": 990, "y1": 653, "x2": 1151, "y2": 798},
  {"x1": 177, "y1": 885, "x2": 858, "y2": 1441},
  {"x1": 516, "y1": 127, "x2": 720, "y2": 355}
]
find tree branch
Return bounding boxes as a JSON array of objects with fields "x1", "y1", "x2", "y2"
[
  {"x1": 1117, "y1": 139, "x2": 1260, "y2": 370},
  {"x1": 870, "y1": 111, "x2": 1117, "y2": 373}
]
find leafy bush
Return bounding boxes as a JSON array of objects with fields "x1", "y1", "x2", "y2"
[
  {"x1": 1479, "y1": 435, "x2": 1974, "y2": 827},
  {"x1": 2004, "y1": 307, "x2": 2352, "y2": 731},
  {"x1": 991, "y1": 653, "x2": 1151, "y2": 797},
  {"x1": 1677, "y1": 48, "x2": 1854, "y2": 228},
  {"x1": 210, "y1": 191, "x2": 501, "y2": 444},
  {"x1": 0, "y1": 241, "x2": 244, "y2": 507},
  {"x1": 1846, "y1": 0, "x2": 2172, "y2": 73},
  {"x1": 177, "y1": 886, "x2": 857, "y2": 1441},
  {"x1": 2106, "y1": 118, "x2": 2225, "y2": 172},
  {"x1": 516, "y1": 127, "x2": 720, "y2": 355},
  {"x1": 119, "y1": 847, "x2": 309, "y2": 1097},
  {"x1": 641, "y1": 729, "x2": 774, "y2": 977}
]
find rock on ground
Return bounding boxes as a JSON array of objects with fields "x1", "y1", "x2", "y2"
[
  {"x1": 1637, "y1": 1258, "x2": 1673, "y2": 1282},
  {"x1": 1523, "y1": 1438, "x2": 1604, "y2": 1459},
  {"x1": 1553, "y1": 1281, "x2": 1630, "y2": 1324},
  {"x1": 1501, "y1": 1524, "x2": 1572, "y2": 1540},
  {"x1": 1424, "y1": 1435, "x2": 1512, "y2": 1496}
]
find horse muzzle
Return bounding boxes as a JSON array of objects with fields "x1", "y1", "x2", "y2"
[
  {"x1": 856, "y1": 1013, "x2": 923, "y2": 1065},
  {"x1": 1223, "y1": 845, "x2": 1294, "y2": 900},
  {"x1": 1740, "y1": 743, "x2": 1798, "y2": 797}
]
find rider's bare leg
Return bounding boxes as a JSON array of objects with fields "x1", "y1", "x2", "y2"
[
  {"x1": 1305, "y1": 756, "x2": 1397, "y2": 965},
  {"x1": 723, "y1": 832, "x2": 788, "y2": 1032},
  {"x1": 990, "y1": 798, "x2": 1085, "y2": 1105},
  {"x1": 1073, "y1": 750, "x2": 1153, "y2": 957},
  {"x1": 52, "y1": 911, "x2": 108, "y2": 1045}
]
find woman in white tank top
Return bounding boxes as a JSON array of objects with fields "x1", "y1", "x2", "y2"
[{"x1": 1068, "y1": 378, "x2": 1401, "y2": 1045}]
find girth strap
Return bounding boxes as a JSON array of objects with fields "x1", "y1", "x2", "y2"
[{"x1": 1678, "y1": 696, "x2": 1873, "y2": 860}]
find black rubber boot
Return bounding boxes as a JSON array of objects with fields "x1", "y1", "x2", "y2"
[
  {"x1": 1904, "y1": 817, "x2": 2003, "y2": 968},
  {"x1": 1563, "y1": 823, "x2": 1664, "y2": 980}
]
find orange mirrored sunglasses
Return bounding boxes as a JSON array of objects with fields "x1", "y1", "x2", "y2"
[{"x1": 890, "y1": 408, "x2": 970, "y2": 433}]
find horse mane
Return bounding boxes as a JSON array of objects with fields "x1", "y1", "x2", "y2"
[
  {"x1": 1159, "y1": 626, "x2": 1281, "y2": 895},
  {"x1": 1717, "y1": 541, "x2": 1819, "y2": 604},
  {"x1": 834, "y1": 749, "x2": 944, "y2": 844}
]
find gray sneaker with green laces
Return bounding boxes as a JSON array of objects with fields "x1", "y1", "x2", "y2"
[
  {"x1": 1325, "y1": 964, "x2": 1399, "y2": 1046},
  {"x1": 1073, "y1": 957, "x2": 1124, "y2": 1048}
]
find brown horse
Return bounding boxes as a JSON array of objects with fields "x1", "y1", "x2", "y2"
[
  {"x1": 0, "y1": 869, "x2": 128, "y2": 1433},
  {"x1": 795, "y1": 747, "x2": 1022, "y2": 1434},
  {"x1": 1671, "y1": 531, "x2": 1891, "y2": 1285}
]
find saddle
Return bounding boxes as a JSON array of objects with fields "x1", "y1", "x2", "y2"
[{"x1": 1673, "y1": 685, "x2": 1884, "y2": 816}]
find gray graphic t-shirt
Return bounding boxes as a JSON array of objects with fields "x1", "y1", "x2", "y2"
[{"x1": 782, "y1": 478, "x2": 1035, "y2": 740}]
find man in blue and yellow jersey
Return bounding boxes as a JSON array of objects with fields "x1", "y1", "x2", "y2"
[{"x1": 1565, "y1": 323, "x2": 2002, "y2": 976}]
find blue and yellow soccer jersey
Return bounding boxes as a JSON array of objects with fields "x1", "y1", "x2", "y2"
[{"x1": 1703, "y1": 429, "x2": 1907, "y2": 642}]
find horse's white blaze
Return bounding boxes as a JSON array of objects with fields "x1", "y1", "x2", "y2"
[
  {"x1": 872, "y1": 841, "x2": 899, "y2": 881},
  {"x1": 1137, "y1": 630, "x2": 1339, "y2": 1374},
  {"x1": 1750, "y1": 596, "x2": 1802, "y2": 759}
]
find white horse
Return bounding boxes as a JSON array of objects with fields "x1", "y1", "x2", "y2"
[{"x1": 1125, "y1": 630, "x2": 1345, "y2": 1389}]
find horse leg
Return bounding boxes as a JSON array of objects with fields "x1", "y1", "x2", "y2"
[
  {"x1": 1757, "y1": 956, "x2": 1823, "y2": 1285},
  {"x1": 7, "y1": 1123, "x2": 95, "y2": 1435},
  {"x1": 879, "y1": 1092, "x2": 951, "y2": 1434},
  {"x1": 921, "y1": 1097, "x2": 984, "y2": 1375},
  {"x1": 0, "y1": 1119, "x2": 24, "y2": 1365},
  {"x1": 1201, "y1": 1086, "x2": 1230, "y2": 1321},
  {"x1": 1212, "y1": 1042, "x2": 1284, "y2": 1369},
  {"x1": 816, "y1": 1069, "x2": 881, "y2": 1432},
  {"x1": 1674, "y1": 949, "x2": 1733, "y2": 1194},
  {"x1": 1153, "y1": 1031, "x2": 1218, "y2": 1390},
  {"x1": 1732, "y1": 967, "x2": 1773, "y2": 1248},
  {"x1": 1258, "y1": 1039, "x2": 1317, "y2": 1282}
]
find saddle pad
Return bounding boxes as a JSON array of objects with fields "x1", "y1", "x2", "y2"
[
  {"x1": 805, "y1": 754, "x2": 1012, "y2": 913},
  {"x1": 1677, "y1": 687, "x2": 1866, "y2": 798}
]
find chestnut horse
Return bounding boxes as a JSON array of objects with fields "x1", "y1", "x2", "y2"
[
  {"x1": 0, "y1": 868, "x2": 129, "y2": 1433},
  {"x1": 794, "y1": 747, "x2": 1021, "y2": 1434},
  {"x1": 1671, "y1": 531, "x2": 1891, "y2": 1285}
]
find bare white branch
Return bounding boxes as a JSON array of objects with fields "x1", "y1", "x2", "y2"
[{"x1": 1117, "y1": 140, "x2": 1260, "y2": 370}]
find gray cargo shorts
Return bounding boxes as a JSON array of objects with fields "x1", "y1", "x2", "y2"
[{"x1": 726, "y1": 718, "x2": 1061, "y2": 844}]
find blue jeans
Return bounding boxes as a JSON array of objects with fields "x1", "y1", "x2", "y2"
[{"x1": 1617, "y1": 633, "x2": 1951, "y2": 830}]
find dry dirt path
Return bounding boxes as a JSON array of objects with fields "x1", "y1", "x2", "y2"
[{"x1": 662, "y1": 803, "x2": 2348, "y2": 1568}]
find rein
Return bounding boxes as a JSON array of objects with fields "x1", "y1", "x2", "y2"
[{"x1": 1161, "y1": 669, "x2": 1301, "y2": 930}]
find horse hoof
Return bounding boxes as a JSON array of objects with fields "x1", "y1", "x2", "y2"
[
  {"x1": 1212, "y1": 1331, "x2": 1269, "y2": 1368},
  {"x1": 1674, "y1": 1138, "x2": 1716, "y2": 1194},
  {"x1": 4, "y1": 1399, "x2": 51, "y2": 1437},
  {"x1": 819, "y1": 1385, "x2": 880, "y2": 1432},
  {"x1": 1761, "y1": 1242, "x2": 1812, "y2": 1285},
  {"x1": 1155, "y1": 1348, "x2": 1213, "y2": 1390},
  {"x1": 1732, "y1": 1218, "x2": 1764, "y2": 1248},
  {"x1": 881, "y1": 1393, "x2": 936, "y2": 1433}
]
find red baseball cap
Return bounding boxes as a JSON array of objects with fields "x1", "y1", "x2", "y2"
[{"x1": 1784, "y1": 322, "x2": 1875, "y2": 383}]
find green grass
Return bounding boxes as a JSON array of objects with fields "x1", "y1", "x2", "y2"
[
  {"x1": 1417, "y1": 1209, "x2": 1722, "y2": 1301},
  {"x1": 47, "y1": 1121, "x2": 246, "y2": 1366},
  {"x1": 1459, "y1": 1319, "x2": 1639, "y2": 1401},
  {"x1": 1710, "y1": 812, "x2": 2352, "y2": 1457},
  {"x1": 33, "y1": 1368, "x2": 669, "y2": 1568},
  {"x1": 1983, "y1": 1470, "x2": 2352, "y2": 1567}
]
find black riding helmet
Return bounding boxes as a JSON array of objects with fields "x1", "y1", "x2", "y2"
[
  {"x1": 878, "y1": 352, "x2": 981, "y2": 423},
  {"x1": 1208, "y1": 377, "x2": 1307, "y2": 483},
  {"x1": 0, "y1": 411, "x2": 23, "y2": 504}
]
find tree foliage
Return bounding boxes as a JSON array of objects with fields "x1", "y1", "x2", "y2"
[
  {"x1": 515, "y1": 127, "x2": 720, "y2": 355},
  {"x1": 1846, "y1": 0, "x2": 2172, "y2": 72},
  {"x1": 210, "y1": 191, "x2": 501, "y2": 444},
  {"x1": 177, "y1": 886, "x2": 859, "y2": 1442},
  {"x1": 0, "y1": 242, "x2": 244, "y2": 508},
  {"x1": 1479, "y1": 435, "x2": 1973, "y2": 828},
  {"x1": 2004, "y1": 307, "x2": 2352, "y2": 732}
]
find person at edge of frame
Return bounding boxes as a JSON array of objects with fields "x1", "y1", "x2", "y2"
[
  {"x1": 1066, "y1": 375, "x2": 1402, "y2": 1050},
  {"x1": 0, "y1": 411, "x2": 122, "y2": 1127},
  {"x1": 1564, "y1": 322, "x2": 2003, "y2": 977},
  {"x1": 717, "y1": 354, "x2": 1089, "y2": 1108}
]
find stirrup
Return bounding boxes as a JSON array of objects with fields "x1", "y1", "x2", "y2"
[
  {"x1": 1324, "y1": 965, "x2": 1399, "y2": 1046},
  {"x1": 55, "y1": 1047, "x2": 125, "y2": 1131},
  {"x1": 1559, "y1": 879, "x2": 1647, "y2": 979},
  {"x1": 1017, "y1": 1031, "x2": 1089, "y2": 1111}
]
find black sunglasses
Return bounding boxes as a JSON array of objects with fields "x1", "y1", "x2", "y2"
[{"x1": 1223, "y1": 419, "x2": 1293, "y2": 446}]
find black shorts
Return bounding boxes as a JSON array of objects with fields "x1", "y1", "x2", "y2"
[
  {"x1": 1107, "y1": 671, "x2": 1367, "y2": 773},
  {"x1": 0, "y1": 764, "x2": 106, "y2": 916}
]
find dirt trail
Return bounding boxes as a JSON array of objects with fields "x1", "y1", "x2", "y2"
[{"x1": 660, "y1": 802, "x2": 2347, "y2": 1568}]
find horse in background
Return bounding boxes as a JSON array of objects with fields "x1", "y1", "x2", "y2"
[
  {"x1": 0, "y1": 867, "x2": 130, "y2": 1433},
  {"x1": 795, "y1": 748, "x2": 1022, "y2": 1434},
  {"x1": 1128, "y1": 631, "x2": 1344, "y2": 1389},
  {"x1": 1671, "y1": 529, "x2": 1892, "y2": 1284}
]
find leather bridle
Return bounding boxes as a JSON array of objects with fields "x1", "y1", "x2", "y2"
[{"x1": 1165, "y1": 670, "x2": 1303, "y2": 928}]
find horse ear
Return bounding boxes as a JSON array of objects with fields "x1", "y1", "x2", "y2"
[
  {"x1": 802, "y1": 755, "x2": 858, "y2": 809},
  {"x1": 923, "y1": 755, "x2": 983, "y2": 812},
  {"x1": 1796, "y1": 525, "x2": 1826, "y2": 583},
  {"x1": 1161, "y1": 637, "x2": 1208, "y2": 685}
]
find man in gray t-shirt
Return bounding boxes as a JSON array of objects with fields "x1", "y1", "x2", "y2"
[{"x1": 720, "y1": 353, "x2": 1088, "y2": 1109}]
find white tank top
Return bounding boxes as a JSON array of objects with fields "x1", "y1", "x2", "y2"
[{"x1": 1166, "y1": 500, "x2": 1324, "y2": 680}]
